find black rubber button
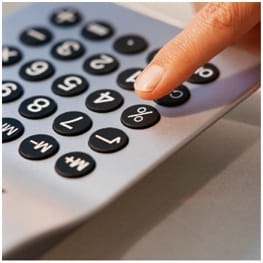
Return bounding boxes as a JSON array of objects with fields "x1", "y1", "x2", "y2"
[
  {"x1": 82, "y1": 21, "x2": 114, "y2": 40},
  {"x1": 53, "y1": 111, "x2": 92, "y2": 136},
  {"x1": 188, "y1": 63, "x2": 219, "y2": 84},
  {"x1": 19, "y1": 134, "x2": 59, "y2": 160},
  {"x1": 83, "y1": 53, "x2": 119, "y2": 75},
  {"x1": 2, "y1": 117, "x2": 24, "y2": 143},
  {"x1": 2, "y1": 81, "x2": 24, "y2": 103},
  {"x1": 51, "y1": 39, "x2": 85, "y2": 60},
  {"x1": 52, "y1": 74, "x2": 89, "y2": 97},
  {"x1": 113, "y1": 35, "x2": 148, "y2": 54},
  {"x1": 19, "y1": 96, "x2": 57, "y2": 119},
  {"x1": 19, "y1": 60, "x2": 55, "y2": 81},
  {"x1": 20, "y1": 27, "x2": 53, "y2": 46},
  {"x1": 117, "y1": 68, "x2": 143, "y2": 91},
  {"x1": 55, "y1": 152, "x2": 95, "y2": 178},
  {"x1": 89, "y1": 127, "x2": 128, "y2": 153},
  {"x1": 146, "y1": 48, "x2": 159, "y2": 63},
  {"x1": 155, "y1": 85, "x2": 191, "y2": 107},
  {"x1": 2, "y1": 45, "x2": 22, "y2": 66},
  {"x1": 50, "y1": 8, "x2": 82, "y2": 27},
  {"x1": 86, "y1": 89, "x2": 123, "y2": 113},
  {"x1": 121, "y1": 104, "x2": 160, "y2": 129}
]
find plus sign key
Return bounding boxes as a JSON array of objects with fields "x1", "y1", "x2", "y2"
[
  {"x1": 2, "y1": 46, "x2": 22, "y2": 66},
  {"x1": 121, "y1": 105, "x2": 160, "y2": 129},
  {"x1": 55, "y1": 152, "x2": 95, "y2": 178}
]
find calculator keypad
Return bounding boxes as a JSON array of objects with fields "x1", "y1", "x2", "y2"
[
  {"x1": 52, "y1": 74, "x2": 89, "y2": 97},
  {"x1": 113, "y1": 35, "x2": 148, "y2": 54},
  {"x1": 3, "y1": 6, "x2": 220, "y2": 177},
  {"x1": 121, "y1": 105, "x2": 160, "y2": 129},
  {"x1": 19, "y1": 96, "x2": 57, "y2": 119},
  {"x1": 188, "y1": 63, "x2": 219, "y2": 84},
  {"x1": 19, "y1": 134, "x2": 59, "y2": 160},
  {"x1": 53, "y1": 111, "x2": 92, "y2": 136},
  {"x1": 155, "y1": 85, "x2": 191, "y2": 107},
  {"x1": 51, "y1": 39, "x2": 85, "y2": 60},
  {"x1": 89, "y1": 128, "x2": 129, "y2": 153},
  {"x1": 55, "y1": 152, "x2": 95, "y2": 178},
  {"x1": 2, "y1": 81, "x2": 24, "y2": 103},
  {"x1": 83, "y1": 53, "x2": 119, "y2": 75},
  {"x1": 146, "y1": 48, "x2": 159, "y2": 63},
  {"x1": 19, "y1": 60, "x2": 55, "y2": 81},
  {"x1": 20, "y1": 27, "x2": 53, "y2": 46},
  {"x1": 2, "y1": 45, "x2": 23, "y2": 66},
  {"x1": 50, "y1": 8, "x2": 82, "y2": 27},
  {"x1": 81, "y1": 21, "x2": 114, "y2": 40},
  {"x1": 86, "y1": 89, "x2": 124, "y2": 113},
  {"x1": 117, "y1": 68, "x2": 143, "y2": 91},
  {"x1": 2, "y1": 118, "x2": 24, "y2": 143}
]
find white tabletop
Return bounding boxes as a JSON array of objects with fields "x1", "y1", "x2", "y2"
[{"x1": 3, "y1": 3, "x2": 260, "y2": 260}]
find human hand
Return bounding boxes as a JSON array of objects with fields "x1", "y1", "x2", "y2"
[{"x1": 134, "y1": 2, "x2": 260, "y2": 100}]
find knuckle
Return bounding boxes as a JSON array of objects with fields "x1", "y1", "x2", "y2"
[{"x1": 199, "y1": 3, "x2": 239, "y2": 34}]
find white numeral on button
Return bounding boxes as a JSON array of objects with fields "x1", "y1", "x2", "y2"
[
  {"x1": 27, "y1": 98, "x2": 50, "y2": 113},
  {"x1": 125, "y1": 70, "x2": 142, "y2": 83},
  {"x1": 195, "y1": 66, "x2": 213, "y2": 78},
  {"x1": 59, "y1": 116, "x2": 84, "y2": 130},
  {"x1": 2, "y1": 83, "x2": 17, "y2": 98},
  {"x1": 56, "y1": 41, "x2": 80, "y2": 56},
  {"x1": 94, "y1": 91, "x2": 114, "y2": 104},
  {"x1": 90, "y1": 54, "x2": 113, "y2": 70},
  {"x1": 65, "y1": 156, "x2": 90, "y2": 171},
  {"x1": 25, "y1": 61, "x2": 48, "y2": 76},
  {"x1": 57, "y1": 76, "x2": 82, "y2": 91}
]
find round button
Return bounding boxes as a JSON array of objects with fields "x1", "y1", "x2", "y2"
[
  {"x1": 52, "y1": 74, "x2": 89, "y2": 97},
  {"x1": 50, "y1": 8, "x2": 82, "y2": 27},
  {"x1": 19, "y1": 134, "x2": 59, "y2": 160},
  {"x1": 2, "y1": 117, "x2": 24, "y2": 143},
  {"x1": 81, "y1": 21, "x2": 114, "y2": 40},
  {"x1": 51, "y1": 39, "x2": 85, "y2": 60},
  {"x1": 2, "y1": 45, "x2": 22, "y2": 66},
  {"x1": 83, "y1": 53, "x2": 119, "y2": 75},
  {"x1": 146, "y1": 48, "x2": 159, "y2": 63},
  {"x1": 155, "y1": 85, "x2": 191, "y2": 107},
  {"x1": 19, "y1": 60, "x2": 55, "y2": 81},
  {"x1": 121, "y1": 104, "x2": 160, "y2": 129},
  {"x1": 19, "y1": 96, "x2": 57, "y2": 119},
  {"x1": 117, "y1": 68, "x2": 143, "y2": 91},
  {"x1": 20, "y1": 27, "x2": 53, "y2": 46},
  {"x1": 55, "y1": 152, "x2": 95, "y2": 178},
  {"x1": 113, "y1": 35, "x2": 148, "y2": 54},
  {"x1": 89, "y1": 127, "x2": 129, "y2": 153},
  {"x1": 53, "y1": 111, "x2": 92, "y2": 136},
  {"x1": 2, "y1": 81, "x2": 23, "y2": 103},
  {"x1": 188, "y1": 63, "x2": 219, "y2": 84},
  {"x1": 86, "y1": 89, "x2": 123, "y2": 113}
]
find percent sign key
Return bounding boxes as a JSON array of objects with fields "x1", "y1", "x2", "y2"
[{"x1": 121, "y1": 104, "x2": 160, "y2": 129}]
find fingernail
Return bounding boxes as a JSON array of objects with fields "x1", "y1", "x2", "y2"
[{"x1": 135, "y1": 65, "x2": 164, "y2": 92}]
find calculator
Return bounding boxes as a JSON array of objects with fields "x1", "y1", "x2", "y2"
[{"x1": 2, "y1": 3, "x2": 260, "y2": 259}]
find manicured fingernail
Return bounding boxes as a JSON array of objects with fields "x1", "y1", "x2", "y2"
[{"x1": 135, "y1": 65, "x2": 164, "y2": 92}]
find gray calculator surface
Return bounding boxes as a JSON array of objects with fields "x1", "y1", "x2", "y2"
[{"x1": 2, "y1": 3, "x2": 260, "y2": 258}]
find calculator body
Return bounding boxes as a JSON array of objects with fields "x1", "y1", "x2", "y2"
[{"x1": 2, "y1": 3, "x2": 260, "y2": 258}]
